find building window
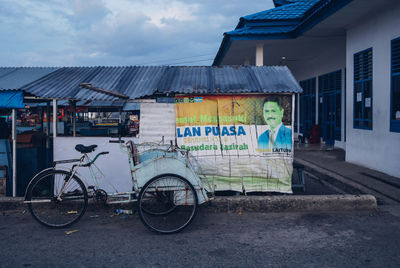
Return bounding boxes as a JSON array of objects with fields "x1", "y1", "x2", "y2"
[
  {"x1": 353, "y1": 48, "x2": 373, "y2": 130},
  {"x1": 391, "y1": 38, "x2": 400, "y2": 132}
]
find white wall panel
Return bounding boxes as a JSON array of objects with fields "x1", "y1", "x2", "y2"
[
  {"x1": 346, "y1": 4, "x2": 400, "y2": 177},
  {"x1": 139, "y1": 103, "x2": 176, "y2": 144}
]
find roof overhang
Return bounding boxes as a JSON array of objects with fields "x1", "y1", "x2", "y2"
[
  {"x1": 213, "y1": 0, "x2": 395, "y2": 66},
  {"x1": 0, "y1": 91, "x2": 24, "y2": 109}
]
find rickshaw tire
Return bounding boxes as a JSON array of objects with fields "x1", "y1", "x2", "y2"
[{"x1": 137, "y1": 174, "x2": 198, "y2": 234}]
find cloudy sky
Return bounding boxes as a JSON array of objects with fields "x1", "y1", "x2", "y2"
[{"x1": 0, "y1": 0, "x2": 273, "y2": 67}]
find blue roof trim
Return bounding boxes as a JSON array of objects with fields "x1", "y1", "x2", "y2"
[
  {"x1": 213, "y1": 0, "x2": 353, "y2": 66},
  {"x1": 227, "y1": 25, "x2": 297, "y2": 36}
]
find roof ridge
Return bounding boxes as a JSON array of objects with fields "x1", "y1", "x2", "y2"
[
  {"x1": 235, "y1": 0, "x2": 321, "y2": 30},
  {"x1": 244, "y1": 0, "x2": 320, "y2": 21}
]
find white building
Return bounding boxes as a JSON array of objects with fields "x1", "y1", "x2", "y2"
[{"x1": 213, "y1": 0, "x2": 400, "y2": 177}]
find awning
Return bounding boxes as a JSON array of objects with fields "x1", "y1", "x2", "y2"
[
  {"x1": 123, "y1": 102, "x2": 140, "y2": 111},
  {"x1": 0, "y1": 91, "x2": 24, "y2": 109}
]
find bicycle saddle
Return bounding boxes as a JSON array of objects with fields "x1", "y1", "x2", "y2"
[{"x1": 75, "y1": 144, "x2": 97, "y2": 153}]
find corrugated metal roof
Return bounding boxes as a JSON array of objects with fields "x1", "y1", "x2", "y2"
[
  {"x1": 21, "y1": 66, "x2": 302, "y2": 100},
  {"x1": 24, "y1": 67, "x2": 96, "y2": 99},
  {"x1": 0, "y1": 67, "x2": 59, "y2": 90}
]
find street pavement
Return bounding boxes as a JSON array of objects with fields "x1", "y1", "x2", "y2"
[
  {"x1": 0, "y1": 142, "x2": 399, "y2": 267},
  {"x1": 1, "y1": 206, "x2": 400, "y2": 267}
]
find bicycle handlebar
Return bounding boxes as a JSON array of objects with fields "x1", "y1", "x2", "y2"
[{"x1": 81, "y1": 151, "x2": 109, "y2": 167}]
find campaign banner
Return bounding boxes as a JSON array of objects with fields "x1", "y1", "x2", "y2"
[{"x1": 175, "y1": 94, "x2": 293, "y2": 193}]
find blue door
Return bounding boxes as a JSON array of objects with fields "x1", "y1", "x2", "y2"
[
  {"x1": 300, "y1": 95, "x2": 315, "y2": 136},
  {"x1": 319, "y1": 70, "x2": 342, "y2": 146},
  {"x1": 299, "y1": 78, "x2": 316, "y2": 137}
]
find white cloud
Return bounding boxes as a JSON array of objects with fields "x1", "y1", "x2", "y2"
[
  {"x1": 103, "y1": 0, "x2": 199, "y2": 27},
  {"x1": 0, "y1": 0, "x2": 274, "y2": 66}
]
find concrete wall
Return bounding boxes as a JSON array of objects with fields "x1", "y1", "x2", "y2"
[
  {"x1": 54, "y1": 137, "x2": 139, "y2": 194},
  {"x1": 346, "y1": 5, "x2": 400, "y2": 177}
]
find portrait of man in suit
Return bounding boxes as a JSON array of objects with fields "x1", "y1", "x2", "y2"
[{"x1": 258, "y1": 97, "x2": 292, "y2": 151}]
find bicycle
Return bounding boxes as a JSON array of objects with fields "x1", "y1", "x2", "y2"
[{"x1": 24, "y1": 140, "x2": 213, "y2": 234}]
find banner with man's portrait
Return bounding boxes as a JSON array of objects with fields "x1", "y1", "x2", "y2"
[{"x1": 175, "y1": 94, "x2": 294, "y2": 193}]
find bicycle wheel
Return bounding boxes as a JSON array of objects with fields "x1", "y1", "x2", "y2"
[
  {"x1": 138, "y1": 174, "x2": 198, "y2": 234},
  {"x1": 26, "y1": 170, "x2": 88, "y2": 228}
]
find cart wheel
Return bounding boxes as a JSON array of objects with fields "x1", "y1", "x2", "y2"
[
  {"x1": 26, "y1": 170, "x2": 88, "y2": 228},
  {"x1": 138, "y1": 174, "x2": 198, "y2": 234}
]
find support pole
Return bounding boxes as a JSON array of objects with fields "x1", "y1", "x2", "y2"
[
  {"x1": 292, "y1": 94, "x2": 295, "y2": 150},
  {"x1": 118, "y1": 108, "x2": 122, "y2": 138},
  {"x1": 316, "y1": 77, "x2": 319, "y2": 125},
  {"x1": 46, "y1": 101, "x2": 50, "y2": 148},
  {"x1": 72, "y1": 101, "x2": 76, "y2": 137},
  {"x1": 40, "y1": 107, "x2": 44, "y2": 132},
  {"x1": 297, "y1": 93, "x2": 300, "y2": 133},
  {"x1": 256, "y1": 43, "x2": 264, "y2": 66},
  {"x1": 12, "y1": 109, "x2": 16, "y2": 197},
  {"x1": 53, "y1": 99, "x2": 57, "y2": 139}
]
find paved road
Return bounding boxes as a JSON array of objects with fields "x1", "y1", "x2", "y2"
[{"x1": 1, "y1": 206, "x2": 400, "y2": 267}]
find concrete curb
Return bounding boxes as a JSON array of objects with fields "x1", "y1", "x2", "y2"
[
  {"x1": 202, "y1": 194, "x2": 377, "y2": 213},
  {"x1": 0, "y1": 194, "x2": 377, "y2": 213},
  {"x1": 0, "y1": 197, "x2": 24, "y2": 210}
]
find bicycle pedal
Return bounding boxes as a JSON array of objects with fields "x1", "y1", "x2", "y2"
[{"x1": 88, "y1": 185, "x2": 95, "y2": 190}]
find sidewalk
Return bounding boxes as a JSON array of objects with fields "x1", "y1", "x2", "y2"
[{"x1": 294, "y1": 143, "x2": 400, "y2": 205}]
